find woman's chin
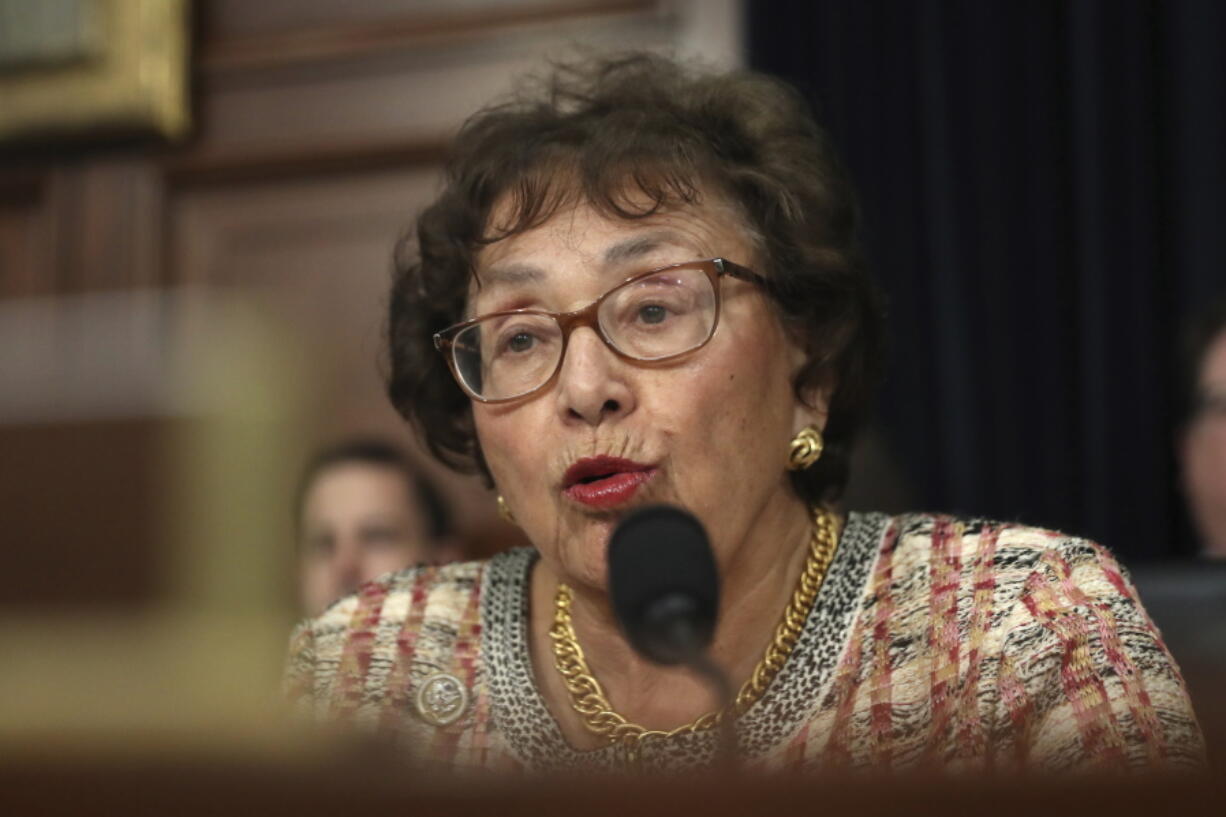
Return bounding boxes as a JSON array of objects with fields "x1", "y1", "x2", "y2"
[
  {"x1": 530, "y1": 508, "x2": 622, "y2": 593},
  {"x1": 554, "y1": 531, "x2": 613, "y2": 593}
]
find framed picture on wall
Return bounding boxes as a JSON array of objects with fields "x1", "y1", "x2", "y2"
[{"x1": 0, "y1": 0, "x2": 189, "y2": 145}]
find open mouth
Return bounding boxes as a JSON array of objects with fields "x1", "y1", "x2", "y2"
[
  {"x1": 562, "y1": 456, "x2": 656, "y2": 509},
  {"x1": 576, "y1": 471, "x2": 618, "y2": 485}
]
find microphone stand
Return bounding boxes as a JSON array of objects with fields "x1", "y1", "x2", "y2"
[
  {"x1": 686, "y1": 651, "x2": 738, "y2": 774},
  {"x1": 653, "y1": 608, "x2": 739, "y2": 772}
]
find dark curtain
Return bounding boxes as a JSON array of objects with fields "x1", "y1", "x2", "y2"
[{"x1": 748, "y1": 0, "x2": 1226, "y2": 560}]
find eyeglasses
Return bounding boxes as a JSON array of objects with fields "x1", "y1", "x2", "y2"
[{"x1": 433, "y1": 257, "x2": 770, "y2": 403}]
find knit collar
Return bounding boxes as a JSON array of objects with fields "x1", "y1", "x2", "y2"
[{"x1": 481, "y1": 511, "x2": 888, "y2": 772}]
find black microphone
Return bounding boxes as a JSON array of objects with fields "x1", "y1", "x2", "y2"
[
  {"x1": 607, "y1": 505, "x2": 738, "y2": 768},
  {"x1": 608, "y1": 504, "x2": 719, "y2": 665}
]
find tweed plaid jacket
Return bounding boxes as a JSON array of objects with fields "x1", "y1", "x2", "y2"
[{"x1": 284, "y1": 512, "x2": 1205, "y2": 774}]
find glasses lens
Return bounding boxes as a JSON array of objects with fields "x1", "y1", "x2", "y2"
[
  {"x1": 599, "y1": 266, "x2": 717, "y2": 360},
  {"x1": 452, "y1": 313, "x2": 562, "y2": 400}
]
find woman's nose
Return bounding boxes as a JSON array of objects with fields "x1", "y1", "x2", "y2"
[{"x1": 554, "y1": 327, "x2": 636, "y2": 426}]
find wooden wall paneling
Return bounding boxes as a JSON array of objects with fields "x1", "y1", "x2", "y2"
[
  {"x1": 165, "y1": 164, "x2": 502, "y2": 531},
  {"x1": 0, "y1": 160, "x2": 162, "y2": 298},
  {"x1": 62, "y1": 159, "x2": 165, "y2": 292},
  {"x1": 0, "y1": 166, "x2": 81, "y2": 299},
  {"x1": 0, "y1": 0, "x2": 736, "y2": 301},
  {"x1": 168, "y1": 166, "x2": 439, "y2": 426},
  {"x1": 0, "y1": 175, "x2": 49, "y2": 298},
  {"x1": 183, "y1": 2, "x2": 674, "y2": 171}
]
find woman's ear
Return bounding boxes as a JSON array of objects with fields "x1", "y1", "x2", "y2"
[
  {"x1": 785, "y1": 322, "x2": 833, "y2": 433},
  {"x1": 793, "y1": 370, "x2": 833, "y2": 435}
]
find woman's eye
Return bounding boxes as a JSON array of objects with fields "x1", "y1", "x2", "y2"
[
  {"x1": 495, "y1": 328, "x2": 542, "y2": 356},
  {"x1": 507, "y1": 332, "x2": 535, "y2": 352},
  {"x1": 638, "y1": 304, "x2": 670, "y2": 324}
]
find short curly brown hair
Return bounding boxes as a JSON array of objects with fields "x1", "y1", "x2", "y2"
[{"x1": 387, "y1": 53, "x2": 884, "y2": 504}]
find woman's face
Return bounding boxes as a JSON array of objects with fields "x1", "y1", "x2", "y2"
[{"x1": 469, "y1": 197, "x2": 824, "y2": 590}]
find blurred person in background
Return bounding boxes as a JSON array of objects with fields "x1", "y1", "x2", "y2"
[
  {"x1": 1180, "y1": 297, "x2": 1226, "y2": 558},
  {"x1": 296, "y1": 437, "x2": 460, "y2": 615}
]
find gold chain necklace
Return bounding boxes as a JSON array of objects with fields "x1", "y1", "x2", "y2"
[{"x1": 549, "y1": 506, "x2": 839, "y2": 759}]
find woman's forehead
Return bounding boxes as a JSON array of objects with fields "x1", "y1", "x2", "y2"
[{"x1": 471, "y1": 198, "x2": 753, "y2": 288}]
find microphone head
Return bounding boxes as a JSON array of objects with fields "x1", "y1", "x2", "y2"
[{"x1": 607, "y1": 504, "x2": 719, "y2": 665}]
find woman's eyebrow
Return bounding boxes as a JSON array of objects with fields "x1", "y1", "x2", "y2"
[
  {"x1": 478, "y1": 230, "x2": 687, "y2": 289},
  {"x1": 478, "y1": 262, "x2": 545, "y2": 289},
  {"x1": 602, "y1": 232, "x2": 684, "y2": 265}
]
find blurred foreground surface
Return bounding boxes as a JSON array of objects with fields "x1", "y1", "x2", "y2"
[
  {"x1": 0, "y1": 288, "x2": 306, "y2": 755},
  {"x1": 3, "y1": 756, "x2": 1225, "y2": 816}
]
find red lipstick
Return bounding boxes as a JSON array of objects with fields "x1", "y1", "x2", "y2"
[{"x1": 562, "y1": 456, "x2": 656, "y2": 510}]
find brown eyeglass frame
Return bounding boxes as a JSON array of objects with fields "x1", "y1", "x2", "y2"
[{"x1": 433, "y1": 257, "x2": 770, "y2": 404}]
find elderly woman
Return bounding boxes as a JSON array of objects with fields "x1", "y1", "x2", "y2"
[{"x1": 285, "y1": 54, "x2": 1203, "y2": 774}]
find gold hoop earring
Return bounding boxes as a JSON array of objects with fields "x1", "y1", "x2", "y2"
[
  {"x1": 497, "y1": 495, "x2": 516, "y2": 525},
  {"x1": 787, "y1": 425, "x2": 824, "y2": 471}
]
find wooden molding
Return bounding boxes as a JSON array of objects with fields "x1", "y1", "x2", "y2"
[
  {"x1": 162, "y1": 135, "x2": 447, "y2": 187},
  {"x1": 200, "y1": 0, "x2": 659, "y2": 77}
]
